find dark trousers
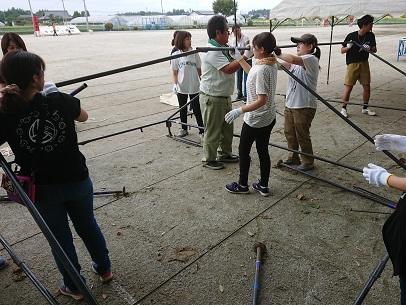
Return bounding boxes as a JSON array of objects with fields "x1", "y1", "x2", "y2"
[
  {"x1": 236, "y1": 59, "x2": 251, "y2": 97},
  {"x1": 36, "y1": 177, "x2": 111, "y2": 292},
  {"x1": 401, "y1": 274, "x2": 406, "y2": 305},
  {"x1": 177, "y1": 93, "x2": 204, "y2": 134},
  {"x1": 238, "y1": 120, "x2": 275, "y2": 187}
]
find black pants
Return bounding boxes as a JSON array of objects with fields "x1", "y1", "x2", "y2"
[
  {"x1": 238, "y1": 120, "x2": 275, "y2": 187},
  {"x1": 401, "y1": 274, "x2": 406, "y2": 305},
  {"x1": 176, "y1": 93, "x2": 204, "y2": 134}
]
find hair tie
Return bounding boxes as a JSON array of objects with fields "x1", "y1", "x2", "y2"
[{"x1": 0, "y1": 84, "x2": 20, "y2": 95}]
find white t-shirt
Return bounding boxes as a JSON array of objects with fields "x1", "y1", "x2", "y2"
[
  {"x1": 171, "y1": 49, "x2": 202, "y2": 94},
  {"x1": 229, "y1": 34, "x2": 250, "y2": 52},
  {"x1": 200, "y1": 43, "x2": 235, "y2": 97},
  {"x1": 244, "y1": 63, "x2": 277, "y2": 128},
  {"x1": 286, "y1": 54, "x2": 319, "y2": 109}
]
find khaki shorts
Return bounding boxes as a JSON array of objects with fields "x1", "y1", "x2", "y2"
[{"x1": 344, "y1": 62, "x2": 370, "y2": 86}]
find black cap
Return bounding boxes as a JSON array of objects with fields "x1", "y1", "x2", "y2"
[{"x1": 291, "y1": 33, "x2": 318, "y2": 46}]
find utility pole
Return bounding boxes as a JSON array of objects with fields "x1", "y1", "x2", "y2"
[
  {"x1": 61, "y1": 0, "x2": 67, "y2": 24},
  {"x1": 82, "y1": 0, "x2": 90, "y2": 32},
  {"x1": 161, "y1": 0, "x2": 164, "y2": 14}
]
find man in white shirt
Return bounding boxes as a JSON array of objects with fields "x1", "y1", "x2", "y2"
[{"x1": 199, "y1": 15, "x2": 242, "y2": 170}]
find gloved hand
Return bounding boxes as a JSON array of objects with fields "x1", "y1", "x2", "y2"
[
  {"x1": 362, "y1": 44, "x2": 371, "y2": 51},
  {"x1": 172, "y1": 84, "x2": 178, "y2": 94},
  {"x1": 244, "y1": 45, "x2": 253, "y2": 59},
  {"x1": 362, "y1": 163, "x2": 392, "y2": 187},
  {"x1": 346, "y1": 42, "x2": 353, "y2": 49},
  {"x1": 42, "y1": 82, "x2": 59, "y2": 96},
  {"x1": 375, "y1": 134, "x2": 406, "y2": 152},
  {"x1": 224, "y1": 107, "x2": 243, "y2": 124},
  {"x1": 230, "y1": 47, "x2": 243, "y2": 61}
]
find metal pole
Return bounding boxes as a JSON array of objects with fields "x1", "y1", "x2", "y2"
[
  {"x1": 352, "y1": 254, "x2": 390, "y2": 305},
  {"x1": 0, "y1": 234, "x2": 60, "y2": 305},
  {"x1": 61, "y1": 0, "x2": 67, "y2": 24},
  {"x1": 234, "y1": 0, "x2": 237, "y2": 46},
  {"x1": 327, "y1": 16, "x2": 334, "y2": 84},
  {"x1": 160, "y1": 0, "x2": 163, "y2": 14},
  {"x1": 82, "y1": 0, "x2": 90, "y2": 32}
]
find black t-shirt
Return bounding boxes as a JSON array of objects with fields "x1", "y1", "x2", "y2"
[
  {"x1": 383, "y1": 193, "x2": 406, "y2": 276},
  {"x1": 0, "y1": 92, "x2": 88, "y2": 184},
  {"x1": 342, "y1": 31, "x2": 376, "y2": 65}
]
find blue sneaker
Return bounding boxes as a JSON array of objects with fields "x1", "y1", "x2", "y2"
[
  {"x1": 225, "y1": 182, "x2": 249, "y2": 194},
  {"x1": 0, "y1": 256, "x2": 7, "y2": 270},
  {"x1": 91, "y1": 261, "x2": 113, "y2": 283},
  {"x1": 252, "y1": 181, "x2": 270, "y2": 197},
  {"x1": 58, "y1": 282, "x2": 84, "y2": 301}
]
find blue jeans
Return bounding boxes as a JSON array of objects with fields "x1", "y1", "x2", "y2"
[
  {"x1": 236, "y1": 59, "x2": 252, "y2": 97},
  {"x1": 35, "y1": 177, "x2": 111, "y2": 292},
  {"x1": 401, "y1": 274, "x2": 406, "y2": 305}
]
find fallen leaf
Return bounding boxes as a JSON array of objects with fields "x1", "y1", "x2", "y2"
[
  {"x1": 296, "y1": 193, "x2": 306, "y2": 200},
  {"x1": 102, "y1": 294, "x2": 108, "y2": 300},
  {"x1": 219, "y1": 284, "x2": 224, "y2": 293},
  {"x1": 168, "y1": 246, "x2": 197, "y2": 262},
  {"x1": 247, "y1": 231, "x2": 255, "y2": 237}
]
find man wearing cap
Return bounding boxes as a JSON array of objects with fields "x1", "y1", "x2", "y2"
[
  {"x1": 340, "y1": 14, "x2": 377, "y2": 118},
  {"x1": 276, "y1": 33, "x2": 321, "y2": 171},
  {"x1": 199, "y1": 15, "x2": 243, "y2": 170}
]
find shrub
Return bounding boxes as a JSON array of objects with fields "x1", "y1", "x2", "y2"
[{"x1": 104, "y1": 22, "x2": 113, "y2": 31}]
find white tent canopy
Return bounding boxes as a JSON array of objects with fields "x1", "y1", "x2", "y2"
[{"x1": 270, "y1": 0, "x2": 406, "y2": 20}]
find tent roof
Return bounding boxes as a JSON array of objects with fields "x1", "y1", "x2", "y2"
[{"x1": 270, "y1": 0, "x2": 406, "y2": 20}]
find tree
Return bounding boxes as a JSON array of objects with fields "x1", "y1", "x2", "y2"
[
  {"x1": 212, "y1": 0, "x2": 237, "y2": 17},
  {"x1": 80, "y1": 10, "x2": 90, "y2": 17},
  {"x1": 72, "y1": 11, "x2": 81, "y2": 18}
]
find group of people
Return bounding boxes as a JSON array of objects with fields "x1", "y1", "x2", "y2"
[
  {"x1": 0, "y1": 12, "x2": 404, "y2": 304},
  {"x1": 170, "y1": 14, "x2": 404, "y2": 303},
  {"x1": 0, "y1": 32, "x2": 112, "y2": 300}
]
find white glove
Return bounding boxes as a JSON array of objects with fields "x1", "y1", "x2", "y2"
[
  {"x1": 362, "y1": 44, "x2": 371, "y2": 51},
  {"x1": 346, "y1": 42, "x2": 353, "y2": 49},
  {"x1": 244, "y1": 45, "x2": 253, "y2": 59},
  {"x1": 42, "y1": 82, "x2": 59, "y2": 96},
  {"x1": 224, "y1": 107, "x2": 243, "y2": 124},
  {"x1": 172, "y1": 84, "x2": 178, "y2": 94},
  {"x1": 362, "y1": 163, "x2": 392, "y2": 187},
  {"x1": 375, "y1": 134, "x2": 406, "y2": 152},
  {"x1": 230, "y1": 47, "x2": 243, "y2": 61}
]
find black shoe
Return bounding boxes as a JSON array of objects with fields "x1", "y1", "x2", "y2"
[
  {"x1": 296, "y1": 163, "x2": 314, "y2": 171},
  {"x1": 203, "y1": 161, "x2": 224, "y2": 170},
  {"x1": 283, "y1": 158, "x2": 301, "y2": 166},
  {"x1": 217, "y1": 154, "x2": 239, "y2": 163}
]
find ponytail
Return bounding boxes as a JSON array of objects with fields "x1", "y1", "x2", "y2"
[
  {"x1": 0, "y1": 84, "x2": 27, "y2": 113},
  {"x1": 313, "y1": 46, "x2": 321, "y2": 60}
]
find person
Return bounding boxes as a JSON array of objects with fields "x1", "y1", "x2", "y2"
[
  {"x1": 224, "y1": 32, "x2": 278, "y2": 197},
  {"x1": 52, "y1": 23, "x2": 58, "y2": 36},
  {"x1": 1, "y1": 32, "x2": 27, "y2": 55},
  {"x1": 276, "y1": 34, "x2": 321, "y2": 171},
  {"x1": 340, "y1": 14, "x2": 377, "y2": 118},
  {"x1": 362, "y1": 133, "x2": 406, "y2": 305},
  {"x1": 199, "y1": 15, "x2": 243, "y2": 170},
  {"x1": 230, "y1": 24, "x2": 250, "y2": 100},
  {"x1": 171, "y1": 31, "x2": 204, "y2": 138},
  {"x1": 0, "y1": 51, "x2": 112, "y2": 301},
  {"x1": 170, "y1": 30, "x2": 179, "y2": 55}
]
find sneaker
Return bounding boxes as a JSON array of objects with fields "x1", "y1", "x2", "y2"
[
  {"x1": 59, "y1": 282, "x2": 84, "y2": 301},
  {"x1": 91, "y1": 261, "x2": 113, "y2": 284},
  {"x1": 203, "y1": 161, "x2": 224, "y2": 170},
  {"x1": 177, "y1": 129, "x2": 188, "y2": 137},
  {"x1": 340, "y1": 108, "x2": 348, "y2": 118},
  {"x1": 217, "y1": 154, "x2": 239, "y2": 163},
  {"x1": 225, "y1": 182, "x2": 249, "y2": 194},
  {"x1": 282, "y1": 158, "x2": 301, "y2": 166},
  {"x1": 252, "y1": 181, "x2": 270, "y2": 197},
  {"x1": 362, "y1": 108, "x2": 376, "y2": 116},
  {"x1": 0, "y1": 256, "x2": 7, "y2": 270},
  {"x1": 296, "y1": 163, "x2": 314, "y2": 171}
]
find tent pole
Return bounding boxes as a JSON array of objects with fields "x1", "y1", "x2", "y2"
[{"x1": 327, "y1": 16, "x2": 334, "y2": 84}]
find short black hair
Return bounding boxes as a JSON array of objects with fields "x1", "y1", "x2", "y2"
[
  {"x1": 207, "y1": 15, "x2": 228, "y2": 39},
  {"x1": 357, "y1": 14, "x2": 374, "y2": 28},
  {"x1": 252, "y1": 32, "x2": 276, "y2": 55}
]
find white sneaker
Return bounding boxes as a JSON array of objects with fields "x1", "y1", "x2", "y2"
[
  {"x1": 177, "y1": 129, "x2": 188, "y2": 137},
  {"x1": 340, "y1": 108, "x2": 348, "y2": 118},
  {"x1": 362, "y1": 108, "x2": 376, "y2": 116}
]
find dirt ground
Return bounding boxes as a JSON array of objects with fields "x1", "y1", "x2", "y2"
[{"x1": 1, "y1": 24, "x2": 406, "y2": 305}]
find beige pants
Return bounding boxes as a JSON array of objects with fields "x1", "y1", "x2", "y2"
[{"x1": 284, "y1": 107, "x2": 316, "y2": 165}]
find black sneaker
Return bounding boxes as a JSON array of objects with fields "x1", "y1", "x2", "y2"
[
  {"x1": 203, "y1": 161, "x2": 224, "y2": 170},
  {"x1": 217, "y1": 154, "x2": 239, "y2": 163},
  {"x1": 296, "y1": 163, "x2": 314, "y2": 171},
  {"x1": 282, "y1": 158, "x2": 301, "y2": 166},
  {"x1": 252, "y1": 181, "x2": 270, "y2": 197},
  {"x1": 225, "y1": 182, "x2": 249, "y2": 194}
]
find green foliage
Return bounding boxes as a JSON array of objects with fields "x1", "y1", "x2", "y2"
[
  {"x1": 248, "y1": 9, "x2": 270, "y2": 19},
  {"x1": 247, "y1": 20, "x2": 253, "y2": 26},
  {"x1": 104, "y1": 22, "x2": 113, "y2": 31},
  {"x1": 0, "y1": 7, "x2": 31, "y2": 23},
  {"x1": 212, "y1": 0, "x2": 237, "y2": 17},
  {"x1": 72, "y1": 11, "x2": 81, "y2": 18}
]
